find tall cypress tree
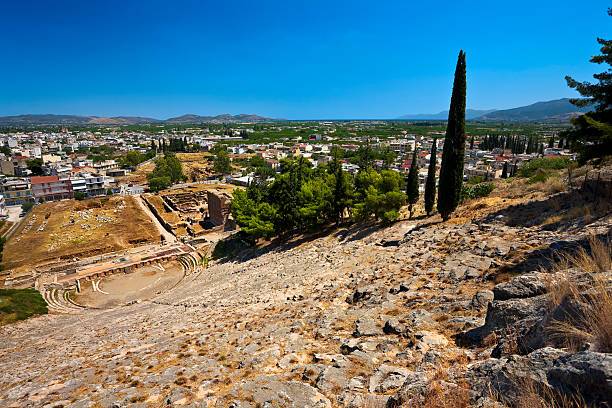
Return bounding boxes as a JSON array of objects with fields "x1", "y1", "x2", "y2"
[
  {"x1": 437, "y1": 50, "x2": 467, "y2": 221},
  {"x1": 424, "y1": 138, "x2": 437, "y2": 215},
  {"x1": 406, "y1": 148, "x2": 420, "y2": 218},
  {"x1": 501, "y1": 161, "x2": 508, "y2": 179}
]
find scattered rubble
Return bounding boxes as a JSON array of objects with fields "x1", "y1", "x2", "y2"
[{"x1": 0, "y1": 185, "x2": 610, "y2": 407}]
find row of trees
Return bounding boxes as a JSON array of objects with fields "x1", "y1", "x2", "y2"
[
  {"x1": 119, "y1": 149, "x2": 156, "y2": 168},
  {"x1": 147, "y1": 153, "x2": 185, "y2": 192},
  {"x1": 479, "y1": 134, "x2": 574, "y2": 155},
  {"x1": 231, "y1": 154, "x2": 407, "y2": 240},
  {"x1": 154, "y1": 137, "x2": 190, "y2": 153}
]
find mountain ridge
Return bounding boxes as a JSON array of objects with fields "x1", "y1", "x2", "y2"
[
  {"x1": 475, "y1": 98, "x2": 590, "y2": 122},
  {"x1": 399, "y1": 98, "x2": 590, "y2": 122},
  {"x1": 0, "y1": 113, "x2": 275, "y2": 126}
]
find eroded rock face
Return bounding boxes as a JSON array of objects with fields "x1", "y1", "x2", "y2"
[
  {"x1": 548, "y1": 351, "x2": 612, "y2": 407},
  {"x1": 471, "y1": 290, "x2": 494, "y2": 309},
  {"x1": 468, "y1": 348, "x2": 612, "y2": 407}
]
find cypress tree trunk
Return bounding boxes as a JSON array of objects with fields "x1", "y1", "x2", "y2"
[
  {"x1": 501, "y1": 161, "x2": 508, "y2": 179},
  {"x1": 406, "y1": 148, "x2": 420, "y2": 219},
  {"x1": 424, "y1": 138, "x2": 437, "y2": 215},
  {"x1": 437, "y1": 50, "x2": 467, "y2": 221}
]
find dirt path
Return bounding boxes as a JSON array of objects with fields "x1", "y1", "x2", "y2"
[{"x1": 134, "y1": 194, "x2": 177, "y2": 243}]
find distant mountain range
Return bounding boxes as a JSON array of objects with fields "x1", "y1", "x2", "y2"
[
  {"x1": 476, "y1": 98, "x2": 590, "y2": 122},
  {"x1": 400, "y1": 98, "x2": 590, "y2": 122},
  {"x1": 0, "y1": 113, "x2": 274, "y2": 126},
  {"x1": 0, "y1": 98, "x2": 592, "y2": 126}
]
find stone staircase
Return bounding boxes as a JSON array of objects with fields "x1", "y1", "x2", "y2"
[
  {"x1": 177, "y1": 251, "x2": 205, "y2": 276},
  {"x1": 41, "y1": 286, "x2": 87, "y2": 314}
]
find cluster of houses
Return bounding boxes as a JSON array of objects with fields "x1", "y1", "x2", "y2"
[
  {"x1": 228, "y1": 134, "x2": 574, "y2": 193},
  {"x1": 0, "y1": 125, "x2": 574, "y2": 210}
]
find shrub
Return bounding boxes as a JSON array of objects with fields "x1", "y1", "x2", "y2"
[
  {"x1": 460, "y1": 182, "x2": 494, "y2": 202},
  {"x1": 466, "y1": 176, "x2": 485, "y2": 185},
  {"x1": 21, "y1": 202, "x2": 34, "y2": 213},
  {"x1": 74, "y1": 191, "x2": 87, "y2": 201},
  {"x1": 519, "y1": 157, "x2": 571, "y2": 178}
]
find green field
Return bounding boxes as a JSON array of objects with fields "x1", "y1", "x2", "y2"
[{"x1": 0, "y1": 288, "x2": 48, "y2": 326}]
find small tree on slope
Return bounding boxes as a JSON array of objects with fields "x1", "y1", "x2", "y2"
[
  {"x1": 406, "y1": 148, "x2": 420, "y2": 219},
  {"x1": 424, "y1": 138, "x2": 437, "y2": 215}
]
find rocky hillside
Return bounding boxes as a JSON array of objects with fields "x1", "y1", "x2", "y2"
[{"x1": 0, "y1": 169, "x2": 610, "y2": 407}]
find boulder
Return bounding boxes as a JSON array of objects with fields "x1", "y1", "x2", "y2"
[
  {"x1": 353, "y1": 317, "x2": 379, "y2": 337},
  {"x1": 389, "y1": 283, "x2": 410, "y2": 295},
  {"x1": 493, "y1": 273, "x2": 548, "y2": 301},
  {"x1": 470, "y1": 290, "x2": 494, "y2": 309},
  {"x1": 548, "y1": 351, "x2": 612, "y2": 407},
  {"x1": 469, "y1": 348, "x2": 612, "y2": 407},
  {"x1": 385, "y1": 372, "x2": 430, "y2": 407},
  {"x1": 383, "y1": 319, "x2": 405, "y2": 336},
  {"x1": 368, "y1": 364, "x2": 413, "y2": 393},
  {"x1": 467, "y1": 347, "x2": 567, "y2": 403},
  {"x1": 340, "y1": 339, "x2": 362, "y2": 355},
  {"x1": 414, "y1": 331, "x2": 449, "y2": 350},
  {"x1": 315, "y1": 366, "x2": 350, "y2": 394},
  {"x1": 458, "y1": 295, "x2": 549, "y2": 346},
  {"x1": 405, "y1": 309, "x2": 437, "y2": 330},
  {"x1": 347, "y1": 285, "x2": 381, "y2": 305}
]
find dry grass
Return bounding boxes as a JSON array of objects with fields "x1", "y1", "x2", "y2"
[
  {"x1": 546, "y1": 236, "x2": 612, "y2": 352},
  {"x1": 512, "y1": 377, "x2": 588, "y2": 408},
  {"x1": 421, "y1": 381, "x2": 471, "y2": 408},
  {"x1": 534, "y1": 176, "x2": 567, "y2": 196}
]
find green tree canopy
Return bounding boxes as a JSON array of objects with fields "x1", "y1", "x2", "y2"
[{"x1": 563, "y1": 8, "x2": 612, "y2": 161}]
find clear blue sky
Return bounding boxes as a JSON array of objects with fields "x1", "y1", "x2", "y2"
[{"x1": 1, "y1": 0, "x2": 610, "y2": 119}]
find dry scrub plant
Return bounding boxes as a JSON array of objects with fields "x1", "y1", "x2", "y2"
[{"x1": 546, "y1": 236, "x2": 611, "y2": 352}]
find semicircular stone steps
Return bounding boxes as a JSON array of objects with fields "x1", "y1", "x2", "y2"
[{"x1": 41, "y1": 287, "x2": 87, "y2": 314}]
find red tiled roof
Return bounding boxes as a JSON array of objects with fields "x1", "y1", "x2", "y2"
[{"x1": 31, "y1": 176, "x2": 59, "y2": 184}]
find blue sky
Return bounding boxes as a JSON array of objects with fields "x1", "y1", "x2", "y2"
[{"x1": 1, "y1": 0, "x2": 610, "y2": 119}]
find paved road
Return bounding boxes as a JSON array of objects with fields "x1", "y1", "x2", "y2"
[{"x1": 134, "y1": 195, "x2": 177, "y2": 243}]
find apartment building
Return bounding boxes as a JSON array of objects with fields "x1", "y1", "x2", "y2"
[
  {"x1": 0, "y1": 178, "x2": 33, "y2": 205},
  {"x1": 70, "y1": 173, "x2": 106, "y2": 197},
  {"x1": 31, "y1": 176, "x2": 73, "y2": 202}
]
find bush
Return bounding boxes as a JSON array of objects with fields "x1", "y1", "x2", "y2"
[
  {"x1": 460, "y1": 183, "x2": 494, "y2": 202},
  {"x1": 528, "y1": 168, "x2": 550, "y2": 184},
  {"x1": 74, "y1": 191, "x2": 87, "y2": 201},
  {"x1": 148, "y1": 176, "x2": 171, "y2": 192},
  {"x1": 519, "y1": 157, "x2": 571, "y2": 178},
  {"x1": 21, "y1": 202, "x2": 34, "y2": 213}
]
